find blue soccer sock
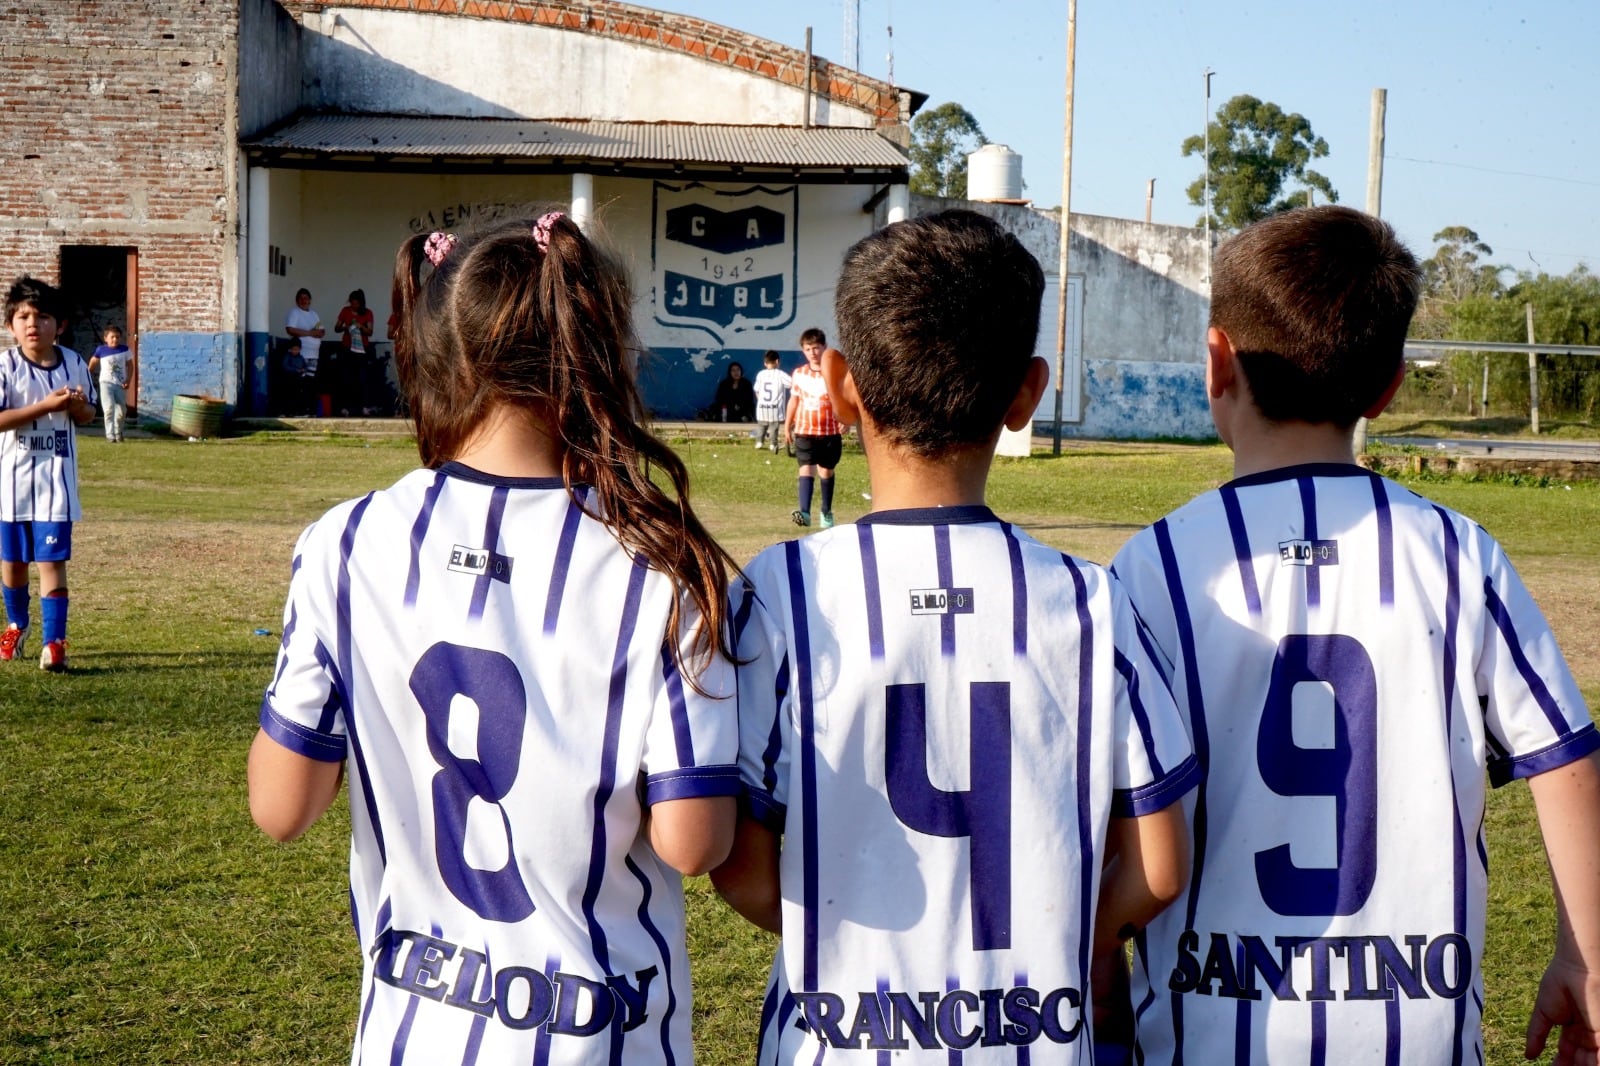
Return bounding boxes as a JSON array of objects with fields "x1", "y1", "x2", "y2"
[
  {"x1": 819, "y1": 476, "x2": 835, "y2": 515},
  {"x1": 797, "y1": 475, "x2": 815, "y2": 515},
  {"x1": 2, "y1": 585, "x2": 28, "y2": 630},
  {"x1": 41, "y1": 593, "x2": 66, "y2": 645}
]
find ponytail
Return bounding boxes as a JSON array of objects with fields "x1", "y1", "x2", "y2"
[{"x1": 388, "y1": 212, "x2": 739, "y2": 683}]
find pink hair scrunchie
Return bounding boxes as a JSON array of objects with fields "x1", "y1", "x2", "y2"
[
  {"x1": 533, "y1": 211, "x2": 564, "y2": 252},
  {"x1": 424, "y1": 231, "x2": 457, "y2": 267}
]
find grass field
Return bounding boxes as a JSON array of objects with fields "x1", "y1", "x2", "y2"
[{"x1": 0, "y1": 426, "x2": 1595, "y2": 1065}]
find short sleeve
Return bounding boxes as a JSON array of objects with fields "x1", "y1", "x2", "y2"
[
  {"x1": 639, "y1": 593, "x2": 741, "y2": 805},
  {"x1": 258, "y1": 524, "x2": 348, "y2": 763},
  {"x1": 1475, "y1": 533, "x2": 1598, "y2": 786},
  {"x1": 730, "y1": 566, "x2": 792, "y2": 832},
  {"x1": 1107, "y1": 575, "x2": 1199, "y2": 817}
]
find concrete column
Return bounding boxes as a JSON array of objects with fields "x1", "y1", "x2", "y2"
[
  {"x1": 571, "y1": 173, "x2": 594, "y2": 230},
  {"x1": 887, "y1": 183, "x2": 909, "y2": 224},
  {"x1": 244, "y1": 165, "x2": 273, "y2": 414},
  {"x1": 246, "y1": 166, "x2": 271, "y2": 334}
]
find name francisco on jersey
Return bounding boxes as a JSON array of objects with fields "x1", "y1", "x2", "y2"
[
  {"x1": 373, "y1": 927, "x2": 658, "y2": 1035},
  {"x1": 1166, "y1": 929, "x2": 1472, "y2": 1003},
  {"x1": 789, "y1": 982, "x2": 1084, "y2": 1051}
]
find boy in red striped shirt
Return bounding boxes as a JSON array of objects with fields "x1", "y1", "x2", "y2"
[{"x1": 783, "y1": 327, "x2": 845, "y2": 528}]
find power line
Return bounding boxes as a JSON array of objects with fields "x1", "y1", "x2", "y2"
[{"x1": 1385, "y1": 154, "x2": 1600, "y2": 190}]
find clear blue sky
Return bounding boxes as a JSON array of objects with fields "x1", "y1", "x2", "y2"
[{"x1": 657, "y1": 0, "x2": 1600, "y2": 277}]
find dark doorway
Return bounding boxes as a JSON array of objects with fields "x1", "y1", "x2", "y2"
[{"x1": 59, "y1": 245, "x2": 139, "y2": 415}]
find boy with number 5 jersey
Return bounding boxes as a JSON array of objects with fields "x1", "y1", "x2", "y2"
[
  {"x1": 1111, "y1": 206, "x2": 1600, "y2": 1065},
  {"x1": 712, "y1": 210, "x2": 1198, "y2": 1065}
]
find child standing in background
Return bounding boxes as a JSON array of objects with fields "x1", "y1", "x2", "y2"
[
  {"x1": 751, "y1": 349, "x2": 790, "y2": 453},
  {"x1": 0, "y1": 276, "x2": 96, "y2": 671},
  {"x1": 89, "y1": 325, "x2": 133, "y2": 442},
  {"x1": 247, "y1": 211, "x2": 741, "y2": 1064},
  {"x1": 783, "y1": 328, "x2": 844, "y2": 528}
]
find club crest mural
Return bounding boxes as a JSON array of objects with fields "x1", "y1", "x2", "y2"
[{"x1": 652, "y1": 182, "x2": 798, "y2": 343}]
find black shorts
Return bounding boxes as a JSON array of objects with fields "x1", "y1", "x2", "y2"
[{"x1": 794, "y1": 433, "x2": 842, "y2": 469}]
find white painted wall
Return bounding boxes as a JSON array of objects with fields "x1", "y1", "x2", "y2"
[
  {"x1": 263, "y1": 171, "x2": 875, "y2": 354},
  {"x1": 305, "y1": 8, "x2": 877, "y2": 127}
]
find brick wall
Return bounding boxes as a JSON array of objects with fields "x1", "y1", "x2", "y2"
[
  {"x1": 282, "y1": 0, "x2": 907, "y2": 124},
  {"x1": 0, "y1": 0, "x2": 236, "y2": 335}
]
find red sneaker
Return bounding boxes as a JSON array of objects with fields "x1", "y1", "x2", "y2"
[
  {"x1": 0, "y1": 624, "x2": 24, "y2": 662},
  {"x1": 39, "y1": 639, "x2": 67, "y2": 673}
]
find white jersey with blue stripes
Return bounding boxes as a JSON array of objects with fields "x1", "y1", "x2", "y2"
[
  {"x1": 259, "y1": 462, "x2": 740, "y2": 1066},
  {"x1": 0, "y1": 345, "x2": 95, "y2": 522},
  {"x1": 1111, "y1": 463, "x2": 1598, "y2": 1066},
  {"x1": 753, "y1": 367, "x2": 791, "y2": 423},
  {"x1": 733, "y1": 505, "x2": 1199, "y2": 1065}
]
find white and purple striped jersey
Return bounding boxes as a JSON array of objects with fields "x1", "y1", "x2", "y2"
[
  {"x1": 753, "y1": 367, "x2": 791, "y2": 423},
  {"x1": 0, "y1": 345, "x2": 95, "y2": 522},
  {"x1": 1111, "y1": 463, "x2": 1599, "y2": 1066},
  {"x1": 259, "y1": 462, "x2": 740, "y2": 1066},
  {"x1": 733, "y1": 505, "x2": 1199, "y2": 1065}
]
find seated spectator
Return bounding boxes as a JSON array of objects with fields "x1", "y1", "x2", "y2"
[{"x1": 711, "y1": 360, "x2": 755, "y2": 422}]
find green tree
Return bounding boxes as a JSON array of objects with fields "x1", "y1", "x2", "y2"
[
  {"x1": 1441, "y1": 266, "x2": 1600, "y2": 421},
  {"x1": 909, "y1": 101, "x2": 987, "y2": 199},
  {"x1": 1182, "y1": 94, "x2": 1336, "y2": 230},
  {"x1": 1413, "y1": 226, "x2": 1506, "y2": 339}
]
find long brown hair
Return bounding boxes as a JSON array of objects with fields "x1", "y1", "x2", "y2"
[{"x1": 390, "y1": 211, "x2": 737, "y2": 680}]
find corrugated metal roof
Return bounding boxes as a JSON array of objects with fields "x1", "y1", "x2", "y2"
[{"x1": 244, "y1": 115, "x2": 909, "y2": 169}]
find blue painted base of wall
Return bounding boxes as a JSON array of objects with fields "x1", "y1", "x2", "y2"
[
  {"x1": 138, "y1": 332, "x2": 243, "y2": 421},
  {"x1": 638, "y1": 346, "x2": 805, "y2": 420},
  {"x1": 1046, "y1": 359, "x2": 1215, "y2": 441},
  {"x1": 244, "y1": 331, "x2": 272, "y2": 416}
]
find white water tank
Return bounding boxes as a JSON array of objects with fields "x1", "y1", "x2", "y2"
[{"x1": 967, "y1": 143, "x2": 1024, "y2": 201}]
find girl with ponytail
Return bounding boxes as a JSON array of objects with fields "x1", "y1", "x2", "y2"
[{"x1": 249, "y1": 210, "x2": 740, "y2": 1065}]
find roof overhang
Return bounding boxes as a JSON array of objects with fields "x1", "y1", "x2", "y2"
[{"x1": 243, "y1": 114, "x2": 910, "y2": 185}]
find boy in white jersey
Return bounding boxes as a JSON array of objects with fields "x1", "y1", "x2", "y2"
[
  {"x1": 1111, "y1": 206, "x2": 1600, "y2": 1065},
  {"x1": 752, "y1": 350, "x2": 791, "y2": 453},
  {"x1": 0, "y1": 276, "x2": 96, "y2": 671},
  {"x1": 713, "y1": 209, "x2": 1198, "y2": 1064}
]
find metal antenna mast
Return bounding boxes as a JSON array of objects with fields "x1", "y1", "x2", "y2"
[{"x1": 843, "y1": 0, "x2": 859, "y2": 70}]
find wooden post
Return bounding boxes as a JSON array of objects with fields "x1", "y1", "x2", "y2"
[
  {"x1": 1354, "y1": 89, "x2": 1387, "y2": 456},
  {"x1": 1526, "y1": 302, "x2": 1540, "y2": 434},
  {"x1": 1051, "y1": 0, "x2": 1077, "y2": 455}
]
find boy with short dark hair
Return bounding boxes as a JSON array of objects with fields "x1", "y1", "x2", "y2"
[
  {"x1": 713, "y1": 209, "x2": 1197, "y2": 1065},
  {"x1": 751, "y1": 349, "x2": 790, "y2": 453},
  {"x1": 783, "y1": 326, "x2": 843, "y2": 527},
  {"x1": 0, "y1": 275, "x2": 96, "y2": 671},
  {"x1": 1111, "y1": 206, "x2": 1600, "y2": 1064},
  {"x1": 88, "y1": 324, "x2": 133, "y2": 442}
]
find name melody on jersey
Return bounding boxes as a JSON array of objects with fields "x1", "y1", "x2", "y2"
[
  {"x1": 790, "y1": 983, "x2": 1084, "y2": 1051},
  {"x1": 373, "y1": 928, "x2": 658, "y2": 1035},
  {"x1": 1167, "y1": 929, "x2": 1472, "y2": 1002}
]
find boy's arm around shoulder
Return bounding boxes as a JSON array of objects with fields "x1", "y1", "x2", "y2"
[{"x1": 1525, "y1": 750, "x2": 1600, "y2": 1063}]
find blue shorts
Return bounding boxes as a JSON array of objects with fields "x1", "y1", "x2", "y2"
[{"x1": 0, "y1": 520, "x2": 73, "y2": 563}]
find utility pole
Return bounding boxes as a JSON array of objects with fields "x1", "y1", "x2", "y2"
[
  {"x1": 1526, "y1": 302, "x2": 1541, "y2": 434},
  {"x1": 1353, "y1": 88, "x2": 1387, "y2": 456},
  {"x1": 1145, "y1": 178, "x2": 1155, "y2": 224},
  {"x1": 1203, "y1": 67, "x2": 1214, "y2": 282},
  {"x1": 1052, "y1": 0, "x2": 1077, "y2": 455}
]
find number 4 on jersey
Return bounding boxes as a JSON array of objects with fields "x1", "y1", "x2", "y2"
[{"x1": 885, "y1": 682, "x2": 1011, "y2": 951}]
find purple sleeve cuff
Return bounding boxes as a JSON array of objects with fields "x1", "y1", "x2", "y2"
[
  {"x1": 1112, "y1": 754, "x2": 1201, "y2": 818},
  {"x1": 644, "y1": 765, "x2": 742, "y2": 805},
  {"x1": 744, "y1": 788, "x2": 786, "y2": 833},
  {"x1": 258, "y1": 699, "x2": 346, "y2": 763},
  {"x1": 1490, "y1": 724, "x2": 1600, "y2": 788}
]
